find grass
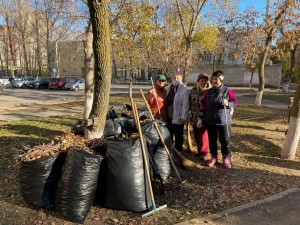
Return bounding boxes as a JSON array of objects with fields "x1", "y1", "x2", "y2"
[
  {"x1": 0, "y1": 96, "x2": 299, "y2": 225},
  {"x1": 242, "y1": 92, "x2": 294, "y2": 105}
]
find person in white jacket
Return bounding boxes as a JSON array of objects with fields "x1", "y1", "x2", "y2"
[{"x1": 165, "y1": 73, "x2": 190, "y2": 152}]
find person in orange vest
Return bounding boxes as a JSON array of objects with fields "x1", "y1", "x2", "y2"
[{"x1": 146, "y1": 75, "x2": 168, "y2": 123}]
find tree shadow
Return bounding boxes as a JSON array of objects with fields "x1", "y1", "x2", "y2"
[
  {"x1": 244, "y1": 155, "x2": 300, "y2": 171},
  {"x1": 2, "y1": 124, "x2": 65, "y2": 139},
  {"x1": 232, "y1": 124, "x2": 287, "y2": 133},
  {"x1": 231, "y1": 133, "x2": 281, "y2": 157}
]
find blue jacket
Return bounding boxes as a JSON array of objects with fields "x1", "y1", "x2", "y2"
[{"x1": 201, "y1": 85, "x2": 237, "y2": 125}]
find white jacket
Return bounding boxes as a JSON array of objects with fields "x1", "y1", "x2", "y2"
[{"x1": 166, "y1": 83, "x2": 190, "y2": 125}]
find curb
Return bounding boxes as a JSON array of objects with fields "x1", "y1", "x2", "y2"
[{"x1": 176, "y1": 188, "x2": 300, "y2": 225}]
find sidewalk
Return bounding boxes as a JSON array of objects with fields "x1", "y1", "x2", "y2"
[{"x1": 177, "y1": 188, "x2": 300, "y2": 225}]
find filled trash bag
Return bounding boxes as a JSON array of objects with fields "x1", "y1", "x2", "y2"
[
  {"x1": 107, "y1": 106, "x2": 118, "y2": 120},
  {"x1": 54, "y1": 149, "x2": 103, "y2": 224},
  {"x1": 114, "y1": 117, "x2": 131, "y2": 134},
  {"x1": 20, "y1": 152, "x2": 66, "y2": 209},
  {"x1": 104, "y1": 119, "x2": 122, "y2": 138},
  {"x1": 97, "y1": 138, "x2": 152, "y2": 212},
  {"x1": 142, "y1": 120, "x2": 172, "y2": 181},
  {"x1": 71, "y1": 120, "x2": 85, "y2": 136},
  {"x1": 138, "y1": 111, "x2": 151, "y2": 120}
]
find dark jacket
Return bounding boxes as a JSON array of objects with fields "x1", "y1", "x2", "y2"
[
  {"x1": 200, "y1": 85, "x2": 237, "y2": 125},
  {"x1": 189, "y1": 82, "x2": 211, "y2": 127}
]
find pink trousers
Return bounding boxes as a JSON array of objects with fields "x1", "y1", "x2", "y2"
[{"x1": 192, "y1": 126, "x2": 209, "y2": 156}]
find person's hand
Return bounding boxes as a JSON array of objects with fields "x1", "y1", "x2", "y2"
[
  {"x1": 229, "y1": 108, "x2": 234, "y2": 115},
  {"x1": 197, "y1": 119, "x2": 202, "y2": 128},
  {"x1": 149, "y1": 88, "x2": 157, "y2": 97},
  {"x1": 222, "y1": 99, "x2": 229, "y2": 106}
]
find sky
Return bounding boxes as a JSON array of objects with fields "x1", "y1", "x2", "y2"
[{"x1": 237, "y1": 0, "x2": 268, "y2": 13}]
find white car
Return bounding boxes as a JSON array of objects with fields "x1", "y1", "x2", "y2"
[
  {"x1": 64, "y1": 78, "x2": 85, "y2": 91},
  {"x1": 14, "y1": 77, "x2": 35, "y2": 88}
]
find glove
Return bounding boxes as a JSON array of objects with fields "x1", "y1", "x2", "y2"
[
  {"x1": 222, "y1": 99, "x2": 229, "y2": 106},
  {"x1": 196, "y1": 119, "x2": 202, "y2": 128}
]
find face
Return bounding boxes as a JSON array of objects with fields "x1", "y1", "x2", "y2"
[
  {"x1": 156, "y1": 79, "x2": 166, "y2": 88},
  {"x1": 211, "y1": 76, "x2": 222, "y2": 88},
  {"x1": 173, "y1": 74, "x2": 182, "y2": 82},
  {"x1": 198, "y1": 78, "x2": 208, "y2": 88}
]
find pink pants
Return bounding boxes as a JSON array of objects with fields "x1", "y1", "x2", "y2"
[{"x1": 193, "y1": 126, "x2": 209, "y2": 156}]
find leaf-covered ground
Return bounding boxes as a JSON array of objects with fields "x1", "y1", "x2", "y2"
[{"x1": 0, "y1": 98, "x2": 299, "y2": 225}]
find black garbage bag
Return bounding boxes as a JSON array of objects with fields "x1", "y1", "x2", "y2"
[
  {"x1": 71, "y1": 120, "x2": 85, "y2": 136},
  {"x1": 104, "y1": 119, "x2": 122, "y2": 138},
  {"x1": 20, "y1": 151, "x2": 66, "y2": 209},
  {"x1": 107, "y1": 106, "x2": 118, "y2": 120},
  {"x1": 142, "y1": 120, "x2": 172, "y2": 181},
  {"x1": 138, "y1": 111, "x2": 151, "y2": 120},
  {"x1": 54, "y1": 149, "x2": 103, "y2": 224},
  {"x1": 97, "y1": 138, "x2": 152, "y2": 212}
]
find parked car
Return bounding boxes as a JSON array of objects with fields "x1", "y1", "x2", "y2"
[
  {"x1": 14, "y1": 77, "x2": 35, "y2": 88},
  {"x1": 49, "y1": 77, "x2": 68, "y2": 90},
  {"x1": 64, "y1": 78, "x2": 85, "y2": 91},
  {"x1": 27, "y1": 78, "x2": 50, "y2": 89}
]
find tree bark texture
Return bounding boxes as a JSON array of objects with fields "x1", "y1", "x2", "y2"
[
  {"x1": 83, "y1": 22, "x2": 94, "y2": 120},
  {"x1": 86, "y1": 0, "x2": 111, "y2": 139},
  {"x1": 281, "y1": 79, "x2": 300, "y2": 160}
]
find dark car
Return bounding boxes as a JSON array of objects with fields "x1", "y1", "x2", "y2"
[
  {"x1": 27, "y1": 78, "x2": 50, "y2": 89},
  {"x1": 49, "y1": 77, "x2": 68, "y2": 90}
]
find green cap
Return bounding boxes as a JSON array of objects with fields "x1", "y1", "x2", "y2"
[{"x1": 156, "y1": 75, "x2": 166, "y2": 81}]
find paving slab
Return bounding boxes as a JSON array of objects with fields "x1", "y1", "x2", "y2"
[{"x1": 177, "y1": 188, "x2": 300, "y2": 225}]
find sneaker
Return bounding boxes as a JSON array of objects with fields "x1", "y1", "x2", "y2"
[
  {"x1": 194, "y1": 153, "x2": 209, "y2": 160},
  {"x1": 223, "y1": 155, "x2": 232, "y2": 169},
  {"x1": 207, "y1": 157, "x2": 218, "y2": 167}
]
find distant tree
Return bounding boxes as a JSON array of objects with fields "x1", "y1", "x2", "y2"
[
  {"x1": 14, "y1": 0, "x2": 31, "y2": 77},
  {"x1": 175, "y1": 0, "x2": 208, "y2": 82},
  {"x1": 0, "y1": 0, "x2": 17, "y2": 77},
  {"x1": 253, "y1": 0, "x2": 297, "y2": 106},
  {"x1": 277, "y1": 11, "x2": 300, "y2": 91}
]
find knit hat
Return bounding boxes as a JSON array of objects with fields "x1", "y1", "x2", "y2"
[
  {"x1": 211, "y1": 70, "x2": 224, "y2": 81},
  {"x1": 197, "y1": 73, "x2": 209, "y2": 82},
  {"x1": 156, "y1": 74, "x2": 167, "y2": 81}
]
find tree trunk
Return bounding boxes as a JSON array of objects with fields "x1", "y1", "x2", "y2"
[
  {"x1": 21, "y1": 31, "x2": 30, "y2": 77},
  {"x1": 249, "y1": 68, "x2": 255, "y2": 88},
  {"x1": 289, "y1": 45, "x2": 297, "y2": 81},
  {"x1": 35, "y1": 1, "x2": 42, "y2": 77},
  {"x1": 255, "y1": 50, "x2": 267, "y2": 106},
  {"x1": 5, "y1": 15, "x2": 16, "y2": 78},
  {"x1": 182, "y1": 38, "x2": 191, "y2": 83},
  {"x1": 86, "y1": 0, "x2": 111, "y2": 139},
  {"x1": 281, "y1": 79, "x2": 300, "y2": 160},
  {"x1": 83, "y1": 22, "x2": 94, "y2": 120}
]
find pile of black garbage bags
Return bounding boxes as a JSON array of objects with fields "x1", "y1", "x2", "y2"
[{"x1": 19, "y1": 106, "x2": 173, "y2": 223}]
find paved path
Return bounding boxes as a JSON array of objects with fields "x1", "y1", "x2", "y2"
[{"x1": 177, "y1": 188, "x2": 300, "y2": 225}]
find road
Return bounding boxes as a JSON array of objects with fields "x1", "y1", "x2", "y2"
[
  {"x1": 0, "y1": 85, "x2": 289, "y2": 110},
  {"x1": 0, "y1": 84, "x2": 152, "y2": 108}
]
